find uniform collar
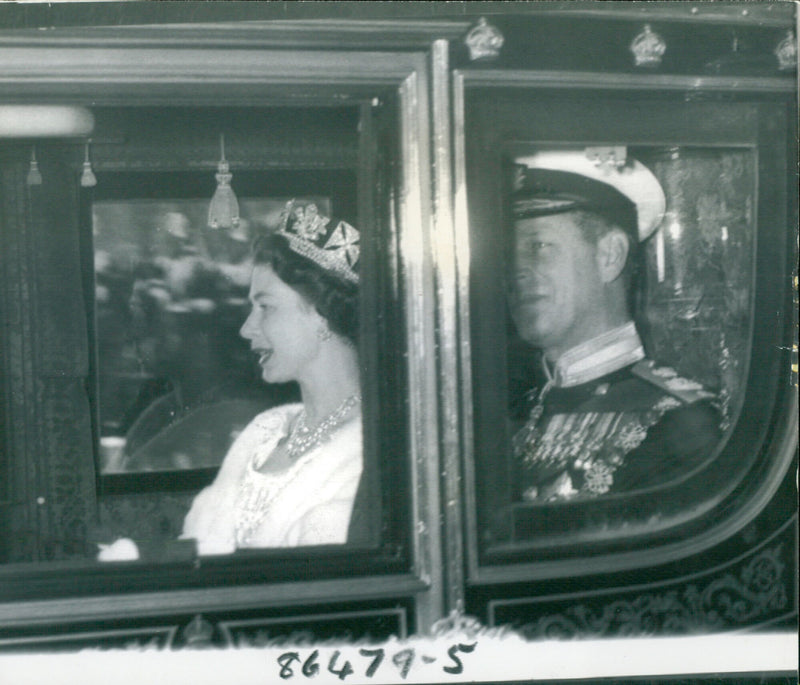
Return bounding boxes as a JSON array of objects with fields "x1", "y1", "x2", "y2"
[{"x1": 546, "y1": 321, "x2": 645, "y2": 388}]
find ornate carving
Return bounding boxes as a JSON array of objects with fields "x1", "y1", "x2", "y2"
[
  {"x1": 226, "y1": 628, "x2": 320, "y2": 649},
  {"x1": 0, "y1": 626, "x2": 177, "y2": 651},
  {"x1": 220, "y1": 608, "x2": 408, "y2": 647},
  {"x1": 630, "y1": 24, "x2": 666, "y2": 68},
  {"x1": 181, "y1": 614, "x2": 215, "y2": 648},
  {"x1": 431, "y1": 608, "x2": 485, "y2": 639},
  {"x1": 464, "y1": 18, "x2": 504, "y2": 62},
  {"x1": 514, "y1": 545, "x2": 788, "y2": 640}
]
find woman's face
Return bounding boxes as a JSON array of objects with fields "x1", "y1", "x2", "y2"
[{"x1": 239, "y1": 264, "x2": 325, "y2": 384}]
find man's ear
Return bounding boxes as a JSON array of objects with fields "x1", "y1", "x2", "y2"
[{"x1": 595, "y1": 229, "x2": 630, "y2": 283}]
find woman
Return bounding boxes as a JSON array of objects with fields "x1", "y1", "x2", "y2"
[{"x1": 181, "y1": 200, "x2": 363, "y2": 555}]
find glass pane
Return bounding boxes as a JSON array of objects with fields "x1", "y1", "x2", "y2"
[
  {"x1": 84, "y1": 103, "x2": 391, "y2": 562},
  {"x1": 484, "y1": 145, "x2": 755, "y2": 550},
  {"x1": 93, "y1": 196, "x2": 328, "y2": 474},
  {"x1": 637, "y1": 147, "x2": 753, "y2": 431}
]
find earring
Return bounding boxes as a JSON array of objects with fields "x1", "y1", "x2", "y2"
[{"x1": 317, "y1": 326, "x2": 333, "y2": 342}]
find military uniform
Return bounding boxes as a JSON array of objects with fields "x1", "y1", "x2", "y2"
[{"x1": 512, "y1": 322, "x2": 722, "y2": 501}]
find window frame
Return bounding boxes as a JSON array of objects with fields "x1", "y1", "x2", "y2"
[
  {"x1": 87, "y1": 162, "x2": 354, "y2": 490},
  {"x1": 0, "y1": 22, "x2": 463, "y2": 634},
  {"x1": 453, "y1": 69, "x2": 798, "y2": 586}
]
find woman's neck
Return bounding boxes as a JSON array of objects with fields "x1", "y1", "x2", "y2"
[{"x1": 297, "y1": 336, "x2": 361, "y2": 426}]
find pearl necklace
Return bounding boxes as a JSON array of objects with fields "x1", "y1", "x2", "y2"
[{"x1": 285, "y1": 393, "x2": 361, "y2": 460}]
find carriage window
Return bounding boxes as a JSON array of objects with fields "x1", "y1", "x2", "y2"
[
  {"x1": 93, "y1": 194, "x2": 329, "y2": 475},
  {"x1": 463, "y1": 93, "x2": 792, "y2": 565},
  {"x1": 0, "y1": 43, "x2": 427, "y2": 610},
  {"x1": 488, "y1": 145, "x2": 753, "y2": 546},
  {"x1": 80, "y1": 104, "x2": 399, "y2": 558}
]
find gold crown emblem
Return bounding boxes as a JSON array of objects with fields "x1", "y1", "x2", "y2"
[
  {"x1": 630, "y1": 24, "x2": 666, "y2": 68},
  {"x1": 277, "y1": 200, "x2": 360, "y2": 284},
  {"x1": 464, "y1": 17, "x2": 504, "y2": 62},
  {"x1": 774, "y1": 31, "x2": 797, "y2": 71}
]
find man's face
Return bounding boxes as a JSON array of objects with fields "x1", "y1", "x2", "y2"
[{"x1": 508, "y1": 213, "x2": 608, "y2": 360}]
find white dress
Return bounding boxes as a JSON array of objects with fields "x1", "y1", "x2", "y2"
[{"x1": 181, "y1": 403, "x2": 362, "y2": 555}]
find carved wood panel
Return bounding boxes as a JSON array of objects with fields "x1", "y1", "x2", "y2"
[{"x1": 488, "y1": 516, "x2": 797, "y2": 639}]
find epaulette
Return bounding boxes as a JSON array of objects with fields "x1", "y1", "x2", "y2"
[{"x1": 631, "y1": 359, "x2": 716, "y2": 404}]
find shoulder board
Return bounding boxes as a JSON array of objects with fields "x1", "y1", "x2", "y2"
[{"x1": 631, "y1": 360, "x2": 716, "y2": 405}]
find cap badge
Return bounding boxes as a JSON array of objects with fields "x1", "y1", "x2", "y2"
[{"x1": 585, "y1": 146, "x2": 627, "y2": 172}]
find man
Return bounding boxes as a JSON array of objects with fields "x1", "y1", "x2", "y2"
[{"x1": 507, "y1": 149, "x2": 721, "y2": 502}]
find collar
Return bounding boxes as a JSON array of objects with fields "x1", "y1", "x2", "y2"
[{"x1": 547, "y1": 321, "x2": 645, "y2": 388}]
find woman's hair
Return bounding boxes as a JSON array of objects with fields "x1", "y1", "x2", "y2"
[{"x1": 251, "y1": 233, "x2": 359, "y2": 344}]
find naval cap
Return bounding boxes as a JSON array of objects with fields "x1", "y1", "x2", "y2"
[{"x1": 511, "y1": 148, "x2": 666, "y2": 241}]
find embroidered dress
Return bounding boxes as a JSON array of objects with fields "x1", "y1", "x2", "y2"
[
  {"x1": 512, "y1": 322, "x2": 721, "y2": 501},
  {"x1": 181, "y1": 403, "x2": 362, "y2": 554}
]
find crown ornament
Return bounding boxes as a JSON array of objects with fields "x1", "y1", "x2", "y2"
[
  {"x1": 464, "y1": 17, "x2": 504, "y2": 62},
  {"x1": 181, "y1": 614, "x2": 214, "y2": 648},
  {"x1": 277, "y1": 200, "x2": 360, "y2": 284},
  {"x1": 630, "y1": 24, "x2": 666, "y2": 68},
  {"x1": 774, "y1": 31, "x2": 797, "y2": 71}
]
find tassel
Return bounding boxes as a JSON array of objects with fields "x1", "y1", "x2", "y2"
[
  {"x1": 80, "y1": 141, "x2": 97, "y2": 188},
  {"x1": 207, "y1": 133, "x2": 239, "y2": 230},
  {"x1": 27, "y1": 146, "x2": 43, "y2": 186}
]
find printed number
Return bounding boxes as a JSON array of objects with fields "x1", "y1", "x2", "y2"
[
  {"x1": 391, "y1": 648, "x2": 415, "y2": 680},
  {"x1": 277, "y1": 652, "x2": 301, "y2": 679},
  {"x1": 327, "y1": 650, "x2": 354, "y2": 681},
  {"x1": 301, "y1": 650, "x2": 320, "y2": 677},
  {"x1": 443, "y1": 642, "x2": 477, "y2": 675},
  {"x1": 358, "y1": 648, "x2": 385, "y2": 678},
  {"x1": 278, "y1": 641, "x2": 478, "y2": 680}
]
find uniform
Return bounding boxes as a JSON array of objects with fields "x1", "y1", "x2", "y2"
[
  {"x1": 507, "y1": 150, "x2": 721, "y2": 501},
  {"x1": 512, "y1": 322, "x2": 722, "y2": 501}
]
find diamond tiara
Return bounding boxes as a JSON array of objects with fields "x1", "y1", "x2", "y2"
[{"x1": 276, "y1": 200, "x2": 360, "y2": 284}]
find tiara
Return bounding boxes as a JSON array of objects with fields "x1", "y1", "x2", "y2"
[{"x1": 276, "y1": 200, "x2": 360, "y2": 284}]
